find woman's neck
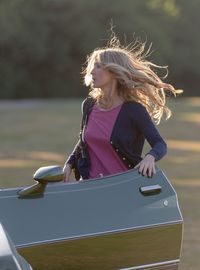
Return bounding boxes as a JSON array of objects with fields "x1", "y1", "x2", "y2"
[
  {"x1": 111, "y1": 95, "x2": 124, "y2": 108},
  {"x1": 98, "y1": 92, "x2": 124, "y2": 110},
  {"x1": 98, "y1": 80, "x2": 124, "y2": 109}
]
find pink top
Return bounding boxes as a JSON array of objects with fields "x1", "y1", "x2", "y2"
[{"x1": 84, "y1": 104, "x2": 127, "y2": 179}]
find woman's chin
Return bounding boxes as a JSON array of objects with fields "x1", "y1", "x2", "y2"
[{"x1": 92, "y1": 82, "x2": 100, "y2": 88}]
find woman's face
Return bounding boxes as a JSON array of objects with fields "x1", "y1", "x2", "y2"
[{"x1": 90, "y1": 62, "x2": 114, "y2": 90}]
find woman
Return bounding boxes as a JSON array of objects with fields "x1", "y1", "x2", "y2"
[{"x1": 63, "y1": 38, "x2": 181, "y2": 182}]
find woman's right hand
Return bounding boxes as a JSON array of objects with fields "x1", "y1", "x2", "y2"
[{"x1": 63, "y1": 163, "x2": 72, "y2": 182}]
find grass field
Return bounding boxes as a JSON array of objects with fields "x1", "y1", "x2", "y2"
[{"x1": 0, "y1": 97, "x2": 200, "y2": 270}]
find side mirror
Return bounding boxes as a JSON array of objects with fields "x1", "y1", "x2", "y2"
[
  {"x1": 33, "y1": 165, "x2": 64, "y2": 183},
  {"x1": 18, "y1": 166, "x2": 64, "y2": 198}
]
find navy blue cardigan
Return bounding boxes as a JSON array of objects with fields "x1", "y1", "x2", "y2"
[{"x1": 66, "y1": 98, "x2": 167, "y2": 176}]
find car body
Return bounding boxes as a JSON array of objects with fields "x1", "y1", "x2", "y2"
[
  {"x1": 0, "y1": 166, "x2": 183, "y2": 270},
  {"x1": 0, "y1": 223, "x2": 32, "y2": 270}
]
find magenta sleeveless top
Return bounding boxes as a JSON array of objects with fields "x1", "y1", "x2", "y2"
[{"x1": 84, "y1": 104, "x2": 127, "y2": 179}]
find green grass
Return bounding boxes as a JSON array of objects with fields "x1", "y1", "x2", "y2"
[
  {"x1": 0, "y1": 97, "x2": 200, "y2": 270},
  {"x1": 0, "y1": 99, "x2": 82, "y2": 186}
]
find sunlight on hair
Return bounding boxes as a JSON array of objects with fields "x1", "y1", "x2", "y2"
[{"x1": 83, "y1": 32, "x2": 182, "y2": 124}]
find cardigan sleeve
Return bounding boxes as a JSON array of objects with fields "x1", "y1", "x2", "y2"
[
  {"x1": 134, "y1": 104, "x2": 167, "y2": 161},
  {"x1": 65, "y1": 139, "x2": 81, "y2": 168}
]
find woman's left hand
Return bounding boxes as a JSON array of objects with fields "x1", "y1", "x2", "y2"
[{"x1": 135, "y1": 154, "x2": 156, "y2": 178}]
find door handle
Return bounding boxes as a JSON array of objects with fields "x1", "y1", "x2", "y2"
[{"x1": 140, "y1": 184, "x2": 162, "y2": 196}]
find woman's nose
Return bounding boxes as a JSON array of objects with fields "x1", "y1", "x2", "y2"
[
  {"x1": 91, "y1": 68, "x2": 95, "y2": 75},
  {"x1": 91, "y1": 65, "x2": 98, "y2": 75}
]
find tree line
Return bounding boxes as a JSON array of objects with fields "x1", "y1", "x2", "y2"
[{"x1": 0, "y1": 0, "x2": 199, "y2": 99}]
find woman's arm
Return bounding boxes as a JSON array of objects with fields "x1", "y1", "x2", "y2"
[
  {"x1": 63, "y1": 163, "x2": 72, "y2": 182},
  {"x1": 135, "y1": 104, "x2": 167, "y2": 177},
  {"x1": 63, "y1": 139, "x2": 81, "y2": 182}
]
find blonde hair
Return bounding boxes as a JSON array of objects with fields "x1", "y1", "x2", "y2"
[{"x1": 83, "y1": 37, "x2": 182, "y2": 125}]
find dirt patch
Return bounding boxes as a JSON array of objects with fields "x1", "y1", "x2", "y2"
[{"x1": 0, "y1": 99, "x2": 44, "y2": 110}]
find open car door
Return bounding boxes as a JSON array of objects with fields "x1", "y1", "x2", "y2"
[{"x1": 0, "y1": 166, "x2": 183, "y2": 270}]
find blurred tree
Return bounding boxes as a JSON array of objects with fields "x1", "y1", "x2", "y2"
[{"x1": 0, "y1": 0, "x2": 199, "y2": 98}]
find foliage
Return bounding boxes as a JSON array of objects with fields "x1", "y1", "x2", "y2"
[{"x1": 0, "y1": 0, "x2": 199, "y2": 98}]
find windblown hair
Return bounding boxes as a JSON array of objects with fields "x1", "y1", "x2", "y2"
[{"x1": 83, "y1": 37, "x2": 182, "y2": 124}]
